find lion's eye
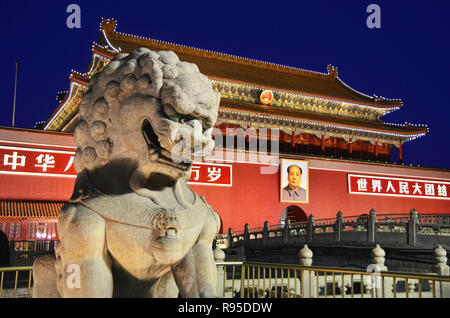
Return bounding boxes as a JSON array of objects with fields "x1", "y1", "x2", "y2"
[{"x1": 163, "y1": 104, "x2": 177, "y2": 117}]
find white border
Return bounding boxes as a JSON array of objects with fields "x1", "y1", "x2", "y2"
[
  {"x1": 0, "y1": 140, "x2": 76, "y2": 150},
  {"x1": 311, "y1": 166, "x2": 450, "y2": 182},
  {"x1": 348, "y1": 174, "x2": 450, "y2": 200},
  {"x1": 280, "y1": 158, "x2": 309, "y2": 203},
  {"x1": 0, "y1": 145, "x2": 76, "y2": 155},
  {"x1": 0, "y1": 145, "x2": 76, "y2": 177},
  {"x1": 0, "y1": 171, "x2": 76, "y2": 178}
]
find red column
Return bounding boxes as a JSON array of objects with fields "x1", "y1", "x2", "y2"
[
  {"x1": 374, "y1": 141, "x2": 378, "y2": 158},
  {"x1": 399, "y1": 143, "x2": 403, "y2": 163},
  {"x1": 291, "y1": 131, "x2": 296, "y2": 149},
  {"x1": 279, "y1": 130, "x2": 284, "y2": 152},
  {"x1": 349, "y1": 139, "x2": 353, "y2": 155},
  {"x1": 21, "y1": 222, "x2": 27, "y2": 241},
  {"x1": 321, "y1": 134, "x2": 325, "y2": 152}
]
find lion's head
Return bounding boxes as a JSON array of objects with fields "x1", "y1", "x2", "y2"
[{"x1": 72, "y1": 48, "x2": 220, "y2": 196}]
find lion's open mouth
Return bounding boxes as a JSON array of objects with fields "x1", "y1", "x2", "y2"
[
  {"x1": 142, "y1": 110, "x2": 215, "y2": 166},
  {"x1": 142, "y1": 119, "x2": 191, "y2": 170},
  {"x1": 142, "y1": 119, "x2": 161, "y2": 150}
]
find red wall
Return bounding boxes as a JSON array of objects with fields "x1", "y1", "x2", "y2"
[
  {"x1": 1, "y1": 157, "x2": 449, "y2": 234},
  {"x1": 0, "y1": 174, "x2": 74, "y2": 201},
  {"x1": 0, "y1": 128, "x2": 76, "y2": 201},
  {"x1": 191, "y1": 162, "x2": 283, "y2": 232},
  {"x1": 1, "y1": 128, "x2": 449, "y2": 234},
  {"x1": 191, "y1": 157, "x2": 450, "y2": 232}
]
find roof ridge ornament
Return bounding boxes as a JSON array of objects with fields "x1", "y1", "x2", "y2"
[
  {"x1": 100, "y1": 17, "x2": 117, "y2": 33},
  {"x1": 327, "y1": 65, "x2": 338, "y2": 79}
]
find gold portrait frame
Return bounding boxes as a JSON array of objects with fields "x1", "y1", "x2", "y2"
[{"x1": 280, "y1": 158, "x2": 309, "y2": 203}]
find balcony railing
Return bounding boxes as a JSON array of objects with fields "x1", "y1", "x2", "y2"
[
  {"x1": 218, "y1": 209, "x2": 450, "y2": 249},
  {"x1": 216, "y1": 262, "x2": 450, "y2": 298},
  {"x1": 0, "y1": 266, "x2": 33, "y2": 298},
  {"x1": 2, "y1": 262, "x2": 449, "y2": 298}
]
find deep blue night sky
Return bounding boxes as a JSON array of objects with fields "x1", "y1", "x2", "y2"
[{"x1": 0, "y1": 1, "x2": 449, "y2": 169}]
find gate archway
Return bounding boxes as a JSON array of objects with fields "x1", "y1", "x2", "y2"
[
  {"x1": 279, "y1": 205, "x2": 308, "y2": 225},
  {"x1": 0, "y1": 230, "x2": 10, "y2": 267}
]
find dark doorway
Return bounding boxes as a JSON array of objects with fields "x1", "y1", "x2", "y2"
[
  {"x1": 279, "y1": 205, "x2": 308, "y2": 225},
  {"x1": 0, "y1": 230, "x2": 10, "y2": 267}
]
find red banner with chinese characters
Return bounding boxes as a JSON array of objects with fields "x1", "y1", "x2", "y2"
[
  {"x1": 0, "y1": 145, "x2": 76, "y2": 177},
  {"x1": 187, "y1": 162, "x2": 232, "y2": 186},
  {"x1": 0, "y1": 145, "x2": 232, "y2": 186},
  {"x1": 348, "y1": 174, "x2": 450, "y2": 200}
]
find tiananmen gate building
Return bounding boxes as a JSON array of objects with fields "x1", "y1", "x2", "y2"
[{"x1": 0, "y1": 18, "x2": 449, "y2": 261}]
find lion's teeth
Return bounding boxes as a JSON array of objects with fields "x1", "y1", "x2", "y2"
[{"x1": 167, "y1": 228, "x2": 176, "y2": 237}]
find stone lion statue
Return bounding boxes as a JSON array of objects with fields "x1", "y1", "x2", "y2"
[{"x1": 33, "y1": 48, "x2": 221, "y2": 297}]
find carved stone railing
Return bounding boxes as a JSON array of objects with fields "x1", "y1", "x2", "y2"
[
  {"x1": 216, "y1": 209, "x2": 450, "y2": 249},
  {"x1": 214, "y1": 244, "x2": 450, "y2": 298}
]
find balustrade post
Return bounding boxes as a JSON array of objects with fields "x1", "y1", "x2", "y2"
[
  {"x1": 244, "y1": 223, "x2": 249, "y2": 246},
  {"x1": 367, "y1": 209, "x2": 376, "y2": 243},
  {"x1": 214, "y1": 247, "x2": 226, "y2": 297},
  {"x1": 298, "y1": 245, "x2": 315, "y2": 298},
  {"x1": 307, "y1": 215, "x2": 314, "y2": 243},
  {"x1": 367, "y1": 244, "x2": 392, "y2": 298},
  {"x1": 408, "y1": 209, "x2": 418, "y2": 246},
  {"x1": 283, "y1": 218, "x2": 291, "y2": 245},
  {"x1": 370, "y1": 244, "x2": 387, "y2": 271},
  {"x1": 10, "y1": 240, "x2": 16, "y2": 266},
  {"x1": 262, "y1": 221, "x2": 269, "y2": 246},
  {"x1": 431, "y1": 245, "x2": 450, "y2": 297},
  {"x1": 432, "y1": 245, "x2": 449, "y2": 276},
  {"x1": 298, "y1": 244, "x2": 313, "y2": 266},
  {"x1": 227, "y1": 227, "x2": 233, "y2": 249},
  {"x1": 335, "y1": 211, "x2": 343, "y2": 243}
]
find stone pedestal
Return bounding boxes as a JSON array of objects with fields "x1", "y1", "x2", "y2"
[
  {"x1": 298, "y1": 244, "x2": 313, "y2": 266},
  {"x1": 432, "y1": 245, "x2": 449, "y2": 276},
  {"x1": 214, "y1": 247, "x2": 226, "y2": 297},
  {"x1": 431, "y1": 245, "x2": 450, "y2": 298},
  {"x1": 370, "y1": 244, "x2": 387, "y2": 271},
  {"x1": 298, "y1": 244, "x2": 315, "y2": 297},
  {"x1": 367, "y1": 244, "x2": 392, "y2": 298}
]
